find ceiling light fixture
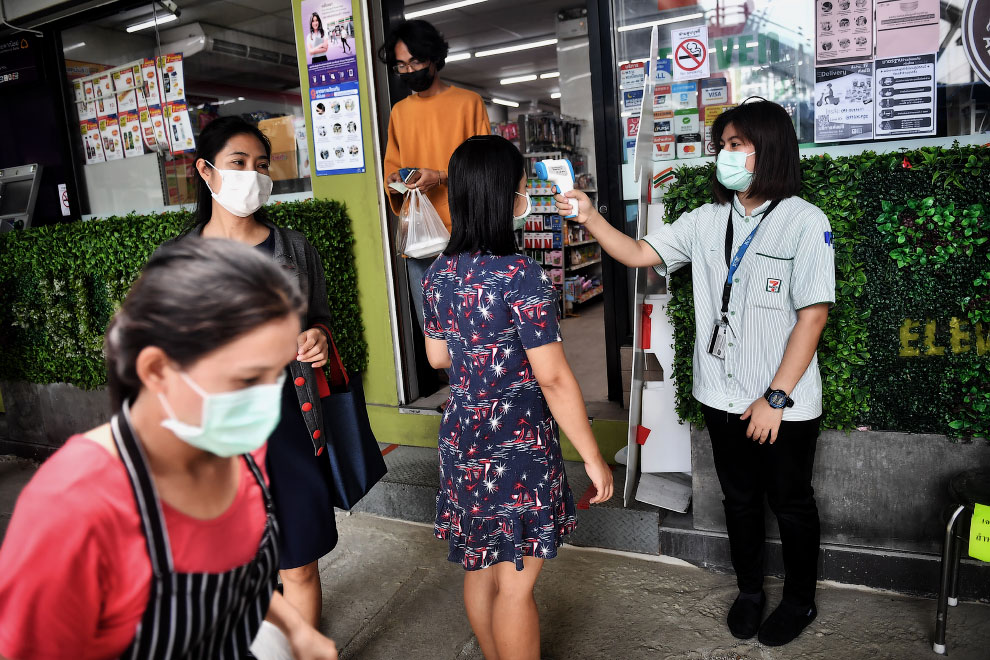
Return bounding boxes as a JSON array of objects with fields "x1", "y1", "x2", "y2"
[
  {"x1": 446, "y1": 51, "x2": 472, "y2": 62},
  {"x1": 540, "y1": 71, "x2": 560, "y2": 79},
  {"x1": 492, "y1": 98, "x2": 520, "y2": 107},
  {"x1": 405, "y1": 0, "x2": 488, "y2": 19},
  {"x1": 126, "y1": 12, "x2": 178, "y2": 33},
  {"x1": 617, "y1": 12, "x2": 704, "y2": 33},
  {"x1": 500, "y1": 74, "x2": 538, "y2": 85},
  {"x1": 550, "y1": 92, "x2": 561, "y2": 99},
  {"x1": 63, "y1": 42, "x2": 86, "y2": 52},
  {"x1": 475, "y1": 38, "x2": 557, "y2": 58}
]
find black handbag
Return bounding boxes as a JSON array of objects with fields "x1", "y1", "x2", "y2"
[{"x1": 314, "y1": 325, "x2": 388, "y2": 510}]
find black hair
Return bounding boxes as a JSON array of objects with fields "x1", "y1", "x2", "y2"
[
  {"x1": 309, "y1": 12, "x2": 324, "y2": 38},
  {"x1": 104, "y1": 239, "x2": 306, "y2": 409},
  {"x1": 445, "y1": 135, "x2": 523, "y2": 256},
  {"x1": 377, "y1": 19, "x2": 449, "y2": 71},
  {"x1": 710, "y1": 98, "x2": 802, "y2": 205},
  {"x1": 193, "y1": 116, "x2": 272, "y2": 226}
]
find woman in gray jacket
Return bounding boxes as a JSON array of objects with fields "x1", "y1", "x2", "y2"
[{"x1": 169, "y1": 116, "x2": 336, "y2": 628}]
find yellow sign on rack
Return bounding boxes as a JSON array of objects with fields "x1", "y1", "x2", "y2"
[{"x1": 970, "y1": 503, "x2": 990, "y2": 562}]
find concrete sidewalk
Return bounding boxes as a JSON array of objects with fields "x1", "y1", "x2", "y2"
[
  {"x1": 319, "y1": 513, "x2": 990, "y2": 660},
  {"x1": 2, "y1": 455, "x2": 988, "y2": 659}
]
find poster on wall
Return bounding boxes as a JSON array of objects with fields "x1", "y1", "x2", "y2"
[
  {"x1": 816, "y1": 0, "x2": 874, "y2": 65},
  {"x1": 876, "y1": 0, "x2": 940, "y2": 59},
  {"x1": 310, "y1": 86, "x2": 364, "y2": 175},
  {"x1": 99, "y1": 117, "x2": 124, "y2": 162},
  {"x1": 874, "y1": 53, "x2": 936, "y2": 139},
  {"x1": 165, "y1": 102, "x2": 196, "y2": 153},
  {"x1": 671, "y1": 24, "x2": 710, "y2": 81},
  {"x1": 814, "y1": 62, "x2": 874, "y2": 142},
  {"x1": 302, "y1": 0, "x2": 364, "y2": 176}
]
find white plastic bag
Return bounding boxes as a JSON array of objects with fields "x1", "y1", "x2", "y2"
[{"x1": 396, "y1": 188, "x2": 449, "y2": 259}]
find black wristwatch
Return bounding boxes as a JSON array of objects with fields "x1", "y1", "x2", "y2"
[{"x1": 764, "y1": 388, "x2": 794, "y2": 410}]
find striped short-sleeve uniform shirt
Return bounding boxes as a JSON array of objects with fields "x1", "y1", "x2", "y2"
[{"x1": 642, "y1": 195, "x2": 835, "y2": 421}]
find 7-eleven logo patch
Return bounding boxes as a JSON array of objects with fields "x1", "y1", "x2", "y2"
[{"x1": 766, "y1": 278, "x2": 782, "y2": 293}]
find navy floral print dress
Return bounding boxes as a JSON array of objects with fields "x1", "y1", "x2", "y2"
[{"x1": 423, "y1": 252, "x2": 578, "y2": 571}]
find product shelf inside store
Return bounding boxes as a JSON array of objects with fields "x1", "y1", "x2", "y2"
[
  {"x1": 569, "y1": 258, "x2": 601, "y2": 270},
  {"x1": 573, "y1": 286, "x2": 604, "y2": 305},
  {"x1": 567, "y1": 239, "x2": 598, "y2": 247}
]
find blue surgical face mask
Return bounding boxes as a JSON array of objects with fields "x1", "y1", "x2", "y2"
[
  {"x1": 512, "y1": 192, "x2": 532, "y2": 230},
  {"x1": 158, "y1": 371, "x2": 285, "y2": 457},
  {"x1": 716, "y1": 149, "x2": 756, "y2": 192}
]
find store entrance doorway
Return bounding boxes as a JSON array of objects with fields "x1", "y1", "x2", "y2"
[{"x1": 372, "y1": 0, "x2": 631, "y2": 417}]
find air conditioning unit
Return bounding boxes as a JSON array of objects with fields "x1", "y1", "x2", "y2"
[{"x1": 159, "y1": 22, "x2": 297, "y2": 69}]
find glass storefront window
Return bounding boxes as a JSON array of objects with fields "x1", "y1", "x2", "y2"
[
  {"x1": 60, "y1": 1, "x2": 310, "y2": 218},
  {"x1": 611, "y1": 0, "x2": 989, "y2": 149}
]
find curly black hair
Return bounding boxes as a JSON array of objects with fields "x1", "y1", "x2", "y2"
[{"x1": 377, "y1": 19, "x2": 449, "y2": 71}]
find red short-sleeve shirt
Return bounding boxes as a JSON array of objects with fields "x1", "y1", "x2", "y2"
[{"x1": 0, "y1": 435, "x2": 269, "y2": 660}]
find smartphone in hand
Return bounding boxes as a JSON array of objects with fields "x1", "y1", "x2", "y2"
[{"x1": 399, "y1": 167, "x2": 418, "y2": 183}]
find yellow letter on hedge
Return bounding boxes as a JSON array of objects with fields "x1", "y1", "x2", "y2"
[
  {"x1": 899, "y1": 318, "x2": 920, "y2": 357},
  {"x1": 950, "y1": 317, "x2": 971, "y2": 354},
  {"x1": 923, "y1": 319, "x2": 945, "y2": 356}
]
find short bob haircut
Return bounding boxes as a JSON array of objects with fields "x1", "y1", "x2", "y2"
[
  {"x1": 444, "y1": 135, "x2": 524, "y2": 256},
  {"x1": 710, "y1": 98, "x2": 801, "y2": 205},
  {"x1": 377, "y1": 20, "x2": 449, "y2": 71}
]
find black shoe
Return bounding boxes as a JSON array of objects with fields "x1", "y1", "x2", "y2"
[
  {"x1": 758, "y1": 600, "x2": 817, "y2": 647},
  {"x1": 727, "y1": 591, "x2": 766, "y2": 639}
]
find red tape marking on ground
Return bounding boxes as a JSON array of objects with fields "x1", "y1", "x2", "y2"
[{"x1": 381, "y1": 443, "x2": 399, "y2": 456}]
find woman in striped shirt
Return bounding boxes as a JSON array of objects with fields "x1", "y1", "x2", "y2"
[
  {"x1": 0, "y1": 240, "x2": 337, "y2": 659},
  {"x1": 556, "y1": 99, "x2": 834, "y2": 648}
]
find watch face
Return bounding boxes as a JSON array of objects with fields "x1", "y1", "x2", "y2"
[{"x1": 768, "y1": 391, "x2": 786, "y2": 408}]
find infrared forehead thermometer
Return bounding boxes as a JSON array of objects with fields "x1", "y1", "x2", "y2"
[{"x1": 535, "y1": 159, "x2": 578, "y2": 219}]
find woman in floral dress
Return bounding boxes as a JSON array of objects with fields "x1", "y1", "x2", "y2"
[{"x1": 422, "y1": 135, "x2": 613, "y2": 660}]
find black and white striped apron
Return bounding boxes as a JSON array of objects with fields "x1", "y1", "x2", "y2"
[{"x1": 111, "y1": 403, "x2": 281, "y2": 659}]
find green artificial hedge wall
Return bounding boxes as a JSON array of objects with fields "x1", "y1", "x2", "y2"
[
  {"x1": 661, "y1": 144, "x2": 990, "y2": 438},
  {"x1": 0, "y1": 199, "x2": 368, "y2": 389}
]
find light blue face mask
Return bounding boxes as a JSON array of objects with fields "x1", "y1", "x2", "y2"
[
  {"x1": 512, "y1": 192, "x2": 532, "y2": 230},
  {"x1": 158, "y1": 371, "x2": 285, "y2": 457},
  {"x1": 716, "y1": 149, "x2": 756, "y2": 191}
]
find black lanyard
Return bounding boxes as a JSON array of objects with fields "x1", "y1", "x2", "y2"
[{"x1": 720, "y1": 199, "x2": 781, "y2": 317}]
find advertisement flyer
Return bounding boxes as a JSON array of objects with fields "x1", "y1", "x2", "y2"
[
  {"x1": 99, "y1": 117, "x2": 124, "y2": 161},
  {"x1": 80, "y1": 120, "x2": 105, "y2": 164},
  {"x1": 112, "y1": 65, "x2": 137, "y2": 92},
  {"x1": 620, "y1": 62, "x2": 645, "y2": 89},
  {"x1": 671, "y1": 24, "x2": 710, "y2": 81},
  {"x1": 116, "y1": 88, "x2": 138, "y2": 113},
  {"x1": 140, "y1": 106, "x2": 169, "y2": 151},
  {"x1": 653, "y1": 135, "x2": 675, "y2": 161},
  {"x1": 303, "y1": 0, "x2": 362, "y2": 175},
  {"x1": 165, "y1": 102, "x2": 196, "y2": 153},
  {"x1": 159, "y1": 54, "x2": 185, "y2": 103},
  {"x1": 310, "y1": 84, "x2": 364, "y2": 175},
  {"x1": 623, "y1": 89, "x2": 644, "y2": 112},
  {"x1": 874, "y1": 53, "x2": 936, "y2": 139},
  {"x1": 815, "y1": 62, "x2": 874, "y2": 142},
  {"x1": 118, "y1": 112, "x2": 143, "y2": 158},
  {"x1": 816, "y1": 0, "x2": 874, "y2": 65},
  {"x1": 142, "y1": 58, "x2": 162, "y2": 106},
  {"x1": 95, "y1": 93, "x2": 117, "y2": 119},
  {"x1": 704, "y1": 104, "x2": 735, "y2": 156},
  {"x1": 77, "y1": 97, "x2": 97, "y2": 121},
  {"x1": 699, "y1": 77, "x2": 729, "y2": 106},
  {"x1": 72, "y1": 79, "x2": 84, "y2": 103},
  {"x1": 94, "y1": 73, "x2": 113, "y2": 100},
  {"x1": 876, "y1": 0, "x2": 940, "y2": 58},
  {"x1": 653, "y1": 109, "x2": 673, "y2": 136}
]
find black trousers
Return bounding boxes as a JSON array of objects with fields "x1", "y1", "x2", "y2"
[{"x1": 702, "y1": 404, "x2": 821, "y2": 607}]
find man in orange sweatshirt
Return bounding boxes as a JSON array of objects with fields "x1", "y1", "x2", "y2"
[{"x1": 379, "y1": 19, "x2": 491, "y2": 331}]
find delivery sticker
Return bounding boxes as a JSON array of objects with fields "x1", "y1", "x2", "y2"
[{"x1": 766, "y1": 278, "x2": 781, "y2": 293}]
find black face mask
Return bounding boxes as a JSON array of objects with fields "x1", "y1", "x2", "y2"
[{"x1": 399, "y1": 66, "x2": 435, "y2": 93}]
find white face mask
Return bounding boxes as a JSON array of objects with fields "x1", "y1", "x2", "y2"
[
  {"x1": 205, "y1": 160, "x2": 273, "y2": 217},
  {"x1": 512, "y1": 192, "x2": 532, "y2": 230},
  {"x1": 158, "y1": 371, "x2": 285, "y2": 457}
]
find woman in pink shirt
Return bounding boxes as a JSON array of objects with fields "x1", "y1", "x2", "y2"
[{"x1": 0, "y1": 239, "x2": 337, "y2": 659}]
